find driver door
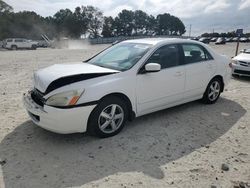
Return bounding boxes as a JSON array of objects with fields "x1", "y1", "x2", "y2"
[{"x1": 136, "y1": 44, "x2": 185, "y2": 115}]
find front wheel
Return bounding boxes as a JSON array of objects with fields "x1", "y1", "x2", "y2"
[
  {"x1": 202, "y1": 78, "x2": 222, "y2": 104},
  {"x1": 88, "y1": 96, "x2": 128, "y2": 138}
]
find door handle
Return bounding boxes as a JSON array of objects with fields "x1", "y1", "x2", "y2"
[{"x1": 174, "y1": 71, "x2": 183, "y2": 77}]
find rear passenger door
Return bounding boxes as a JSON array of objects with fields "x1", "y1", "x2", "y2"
[{"x1": 181, "y1": 43, "x2": 216, "y2": 98}]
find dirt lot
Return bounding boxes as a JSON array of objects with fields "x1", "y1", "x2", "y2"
[{"x1": 0, "y1": 43, "x2": 250, "y2": 188}]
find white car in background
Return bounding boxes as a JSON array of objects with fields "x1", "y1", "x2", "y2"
[
  {"x1": 3, "y1": 38, "x2": 38, "y2": 50},
  {"x1": 232, "y1": 49, "x2": 250, "y2": 77},
  {"x1": 23, "y1": 38, "x2": 231, "y2": 138}
]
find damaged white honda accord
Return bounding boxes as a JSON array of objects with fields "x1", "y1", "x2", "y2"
[{"x1": 23, "y1": 38, "x2": 231, "y2": 137}]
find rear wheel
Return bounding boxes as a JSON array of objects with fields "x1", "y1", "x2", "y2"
[
  {"x1": 202, "y1": 78, "x2": 222, "y2": 104},
  {"x1": 31, "y1": 45, "x2": 37, "y2": 50},
  {"x1": 88, "y1": 96, "x2": 128, "y2": 138},
  {"x1": 11, "y1": 45, "x2": 17, "y2": 50}
]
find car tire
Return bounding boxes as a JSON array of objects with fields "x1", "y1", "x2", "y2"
[
  {"x1": 202, "y1": 78, "x2": 222, "y2": 104},
  {"x1": 31, "y1": 45, "x2": 37, "y2": 50},
  {"x1": 11, "y1": 45, "x2": 17, "y2": 50},
  {"x1": 88, "y1": 96, "x2": 128, "y2": 138}
]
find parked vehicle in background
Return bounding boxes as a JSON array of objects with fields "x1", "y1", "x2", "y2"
[
  {"x1": 190, "y1": 37, "x2": 199, "y2": 41},
  {"x1": 232, "y1": 49, "x2": 250, "y2": 77},
  {"x1": 239, "y1": 37, "x2": 249, "y2": 43},
  {"x1": 199, "y1": 37, "x2": 210, "y2": 44},
  {"x1": 210, "y1": 37, "x2": 217, "y2": 42},
  {"x1": 23, "y1": 38, "x2": 231, "y2": 137},
  {"x1": 2, "y1": 38, "x2": 38, "y2": 50},
  {"x1": 225, "y1": 37, "x2": 233, "y2": 42},
  {"x1": 215, "y1": 38, "x2": 226, "y2": 45},
  {"x1": 232, "y1": 37, "x2": 239, "y2": 42},
  {"x1": 37, "y1": 40, "x2": 49, "y2": 48}
]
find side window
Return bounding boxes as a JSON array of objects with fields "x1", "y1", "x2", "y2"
[
  {"x1": 182, "y1": 44, "x2": 213, "y2": 64},
  {"x1": 7, "y1": 39, "x2": 12, "y2": 42},
  {"x1": 146, "y1": 44, "x2": 180, "y2": 69},
  {"x1": 15, "y1": 39, "x2": 23, "y2": 42}
]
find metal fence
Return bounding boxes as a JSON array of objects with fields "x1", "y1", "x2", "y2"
[{"x1": 88, "y1": 35, "x2": 190, "y2": 45}]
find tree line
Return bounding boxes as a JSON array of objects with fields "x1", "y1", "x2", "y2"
[{"x1": 0, "y1": 0, "x2": 186, "y2": 40}]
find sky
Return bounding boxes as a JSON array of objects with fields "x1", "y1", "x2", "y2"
[{"x1": 4, "y1": 0, "x2": 250, "y2": 36}]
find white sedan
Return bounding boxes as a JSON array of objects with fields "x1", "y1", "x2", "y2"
[
  {"x1": 232, "y1": 49, "x2": 250, "y2": 77},
  {"x1": 23, "y1": 38, "x2": 231, "y2": 137}
]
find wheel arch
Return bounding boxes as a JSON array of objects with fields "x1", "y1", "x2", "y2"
[
  {"x1": 11, "y1": 44, "x2": 17, "y2": 48},
  {"x1": 87, "y1": 92, "x2": 135, "y2": 131},
  {"x1": 86, "y1": 92, "x2": 135, "y2": 134},
  {"x1": 99, "y1": 92, "x2": 135, "y2": 121}
]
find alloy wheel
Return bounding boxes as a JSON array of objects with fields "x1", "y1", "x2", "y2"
[
  {"x1": 208, "y1": 81, "x2": 220, "y2": 101},
  {"x1": 98, "y1": 104, "x2": 124, "y2": 134}
]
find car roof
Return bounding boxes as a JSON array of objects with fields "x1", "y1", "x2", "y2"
[
  {"x1": 122, "y1": 37, "x2": 201, "y2": 46},
  {"x1": 5, "y1": 38, "x2": 26, "y2": 40}
]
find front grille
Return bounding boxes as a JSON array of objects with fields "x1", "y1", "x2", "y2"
[
  {"x1": 31, "y1": 89, "x2": 45, "y2": 107},
  {"x1": 234, "y1": 69, "x2": 250, "y2": 75},
  {"x1": 239, "y1": 61, "x2": 250, "y2": 67}
]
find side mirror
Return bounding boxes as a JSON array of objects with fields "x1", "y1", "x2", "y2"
[{"x1": 145, "y1": 63, "x2": 161, "y2": 73}]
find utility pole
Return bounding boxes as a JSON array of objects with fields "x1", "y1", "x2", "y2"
[{"x1": 189, "y1": 24, "x2": 192, "y2": 37}]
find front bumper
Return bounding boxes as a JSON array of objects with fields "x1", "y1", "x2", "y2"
[
  {"x1": 232, "y1": 64, "x2": 250, "y2": 76},
  {"x1": 23, "y1": 92, "x2": 96, "y2": 134}
]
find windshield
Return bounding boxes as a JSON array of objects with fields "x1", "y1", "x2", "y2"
[{"x1": 88, "y1": 42, "x2": 152, "y2": 71}]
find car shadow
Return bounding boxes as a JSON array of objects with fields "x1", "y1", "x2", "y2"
[{"x1": 0, "y1": 98, "x2": 246, "y2": 188}]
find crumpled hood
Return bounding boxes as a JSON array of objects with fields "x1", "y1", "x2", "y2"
[
  {"x1": 34, "y1": 63, "x2": 119, "y2": 93},
  {"x1": 233, "y1": 53, "x2": 250, "y2": 62}
]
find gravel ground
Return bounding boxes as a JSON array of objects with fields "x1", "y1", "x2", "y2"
[{"x1": 0, "y1": 42, "x2": 250, "y2": 188}]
